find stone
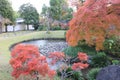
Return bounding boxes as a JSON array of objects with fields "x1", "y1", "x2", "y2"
[{"x1": 96, "y1": 65, "x2": 120, "y2": 80}]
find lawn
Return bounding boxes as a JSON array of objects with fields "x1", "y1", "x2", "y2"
[{"x1": 0, "y1": 30, "x2": 66, "y2": 80}]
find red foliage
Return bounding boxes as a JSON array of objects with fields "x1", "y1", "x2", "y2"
[
  {"x1": 72, "y1": 63, "x2": 89, "y2": 70},
  {"x1": 78, "y1": 52, "x2": 88, "y2": 61},
  {"x1": 66, "y1": 0, "x2": 120, "y2": 50},
  {"x1": 48, "y1": 52, "x2": 65, "y2": 65},
  {"x1": 72, "y1": 52, "x2": 89, "y2": 70},
  {"x1": 48, "y1": 70, "x2": 56, "y2": 79},
  {"x1": 10, "y1": 44, "x2": 56, "y2": 79},
  {"x1": 48, "y1": 51, "x2": 89, "y2": 79}
]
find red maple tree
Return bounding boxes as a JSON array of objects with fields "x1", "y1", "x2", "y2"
[
  {"x1": 72, "y1": 52, "x2": 89, "y2": 70},
  {"x1": 66, "y1": 0, "x2": 120, "y2": 50},
  {"x1": 10, "y1": 44, "x2": 56, "y2": 79},
  {"x1": 48, "y1": 52, "x2": 65, "y2": 65},
  {"x1": 48, "y1": 51, "x2": 89, "y2": 80}
]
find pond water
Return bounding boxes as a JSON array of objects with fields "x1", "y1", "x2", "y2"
[
  {"x1": 22, "y1": 40, "x2": 68, "y2": 55},
  {"x1": 22, "y1": 39, "x2": 68, "y2": 70},
  {"x1": 22, "y1": 40, "x2": 47, "y2": 47}
]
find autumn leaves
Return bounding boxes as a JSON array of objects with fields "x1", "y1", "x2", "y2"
[{"x1": 10, "y1": 44, "x2": 89, "y2": 79}]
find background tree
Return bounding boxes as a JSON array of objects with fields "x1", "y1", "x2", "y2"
[
  {"x1": 12, "y1": 11, "x2": 20, "y2": 32},
  {"x1": 49, "y1": 0, "x2": 73, "y2": 21},
  {"x1": 41, "y1": 4, "x2": 51, "y2": 32},
  {"x1": 41, "y1": 4, "x2": 48, "y2": 15},
  {"x1": 0, "y1": 0, "x2": 14, "y2": 32},
  {"x1": 13, "y1": 11, "x2": 20, "y2": 20},
  {"x1": 66, "y1": 0, "x2": 120, "y2": 51},
  {"x1": 40, "y1": 0, "x2": 73, "y2": 31},
  {"x1": 19, "y1": 3, "x2": 39, "y2": 30}
]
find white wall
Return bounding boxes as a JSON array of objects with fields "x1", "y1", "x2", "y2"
[
  {"x1": 29, "y1": 25, "x2": 34, "y2": 30},
  {"x1": 6, "y1": 24, "x2": 34, "y2": 32},
  {"x1": 14, "y1": 24, "x2": 26, "y2": 31},
  {"x1": 7, "y1": 25, "x2": 13, "y2": 31}
]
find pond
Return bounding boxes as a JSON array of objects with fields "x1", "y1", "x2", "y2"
[
  {"x1": 22, "y1": 39, "x2": 68, "y2": 55},
  {"x1": 21, "y1": 39, "x2": 68, "y2": 70}
]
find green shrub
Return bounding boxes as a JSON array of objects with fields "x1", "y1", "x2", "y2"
[
  {"x1": 112, "y1": 60, "x2": 120, "y2": 65},
  {"x1": 87, "y1": 68, "x2": 101, "y2": 80},
  {"x1": 37, "y1": 25, "x2": 44, "y2": 31},
  {"x1": 90, "y1": 52, "x2": 110, "y2": 67},
  {"x1": 70, "y1": 71, "x2": 84, "y2": 80},
  {"x1": 51, "y1": 26, "x2": 61, "y2": 30},
  {"x1": 104, "y1": 37, "x2": 120, "y2": 57},
  {"x1": 63, "y1": 45, "x2": 96, "y2": 57},
  {"x1": 63, "y1": 46, "x2": 80, "y2": 57},
  {"x1": 57, "y1": 67, "x2": 84, "y2": 80}
]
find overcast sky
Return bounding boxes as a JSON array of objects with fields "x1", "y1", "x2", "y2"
[{"x1": 9, "y1": 0, "x2": 50, "y2": 14}]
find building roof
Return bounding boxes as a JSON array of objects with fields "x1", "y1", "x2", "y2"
[{"x1": 16, "y1": 18, "x2": 24, "y2": 23}]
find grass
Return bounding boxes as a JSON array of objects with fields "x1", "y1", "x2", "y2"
[{"x1": 0, "y1": 30, "x2": 66, "y2": 80}]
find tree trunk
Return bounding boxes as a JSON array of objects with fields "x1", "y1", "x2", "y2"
[
  {"x1": 27, "y1": 24, "x2": 29, "y2": 30},
  {"x1": 0, "y1": 23, "x2": 2, "y2": 33},
  {"x1": 13, "y1": 26, "x2": 15, "y2": 32},
  {"x1": 46, "y1": 20, "x2": 50, "y2": 33},
  {"x1": 46, "y1": 16, "x2": 50, "y2": 33},
  {"x1": 13, "y1": 26, "x2": 16, "y2": 35},
  {"x1": 5, "y1": 25, "x2": 8, "y2": 32}
]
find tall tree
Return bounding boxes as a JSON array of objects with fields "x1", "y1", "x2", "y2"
[
  {"x1": 0, "y1": 0, "x2": 14, "y2": 32},
  {"x1": 19, "y1": 3, "x2": 39, "y2": 30},
  {"x1": 41, "y1": 4, "x2": 51, "y2": 32},
  {"x1": 49, "y1": 0, "x2": 73, "y2": 21},
  {"x1": 41, "y1": 4, "x2": 48, "y2": 15},
  {"x1": 66, "y1": 0, "x2": 120, "y2": 51},
  {"x1": 12, "y1": 11, "x2": 20, "y2": 32}
]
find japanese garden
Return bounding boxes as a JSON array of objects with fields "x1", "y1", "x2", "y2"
[{"x1": 0, "y1": 0, "x2": 120, "y2": 80}]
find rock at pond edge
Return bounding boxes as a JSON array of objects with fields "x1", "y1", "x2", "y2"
[{"x1": 96, "y1": 65, "x2": 120, "y2": 80}]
